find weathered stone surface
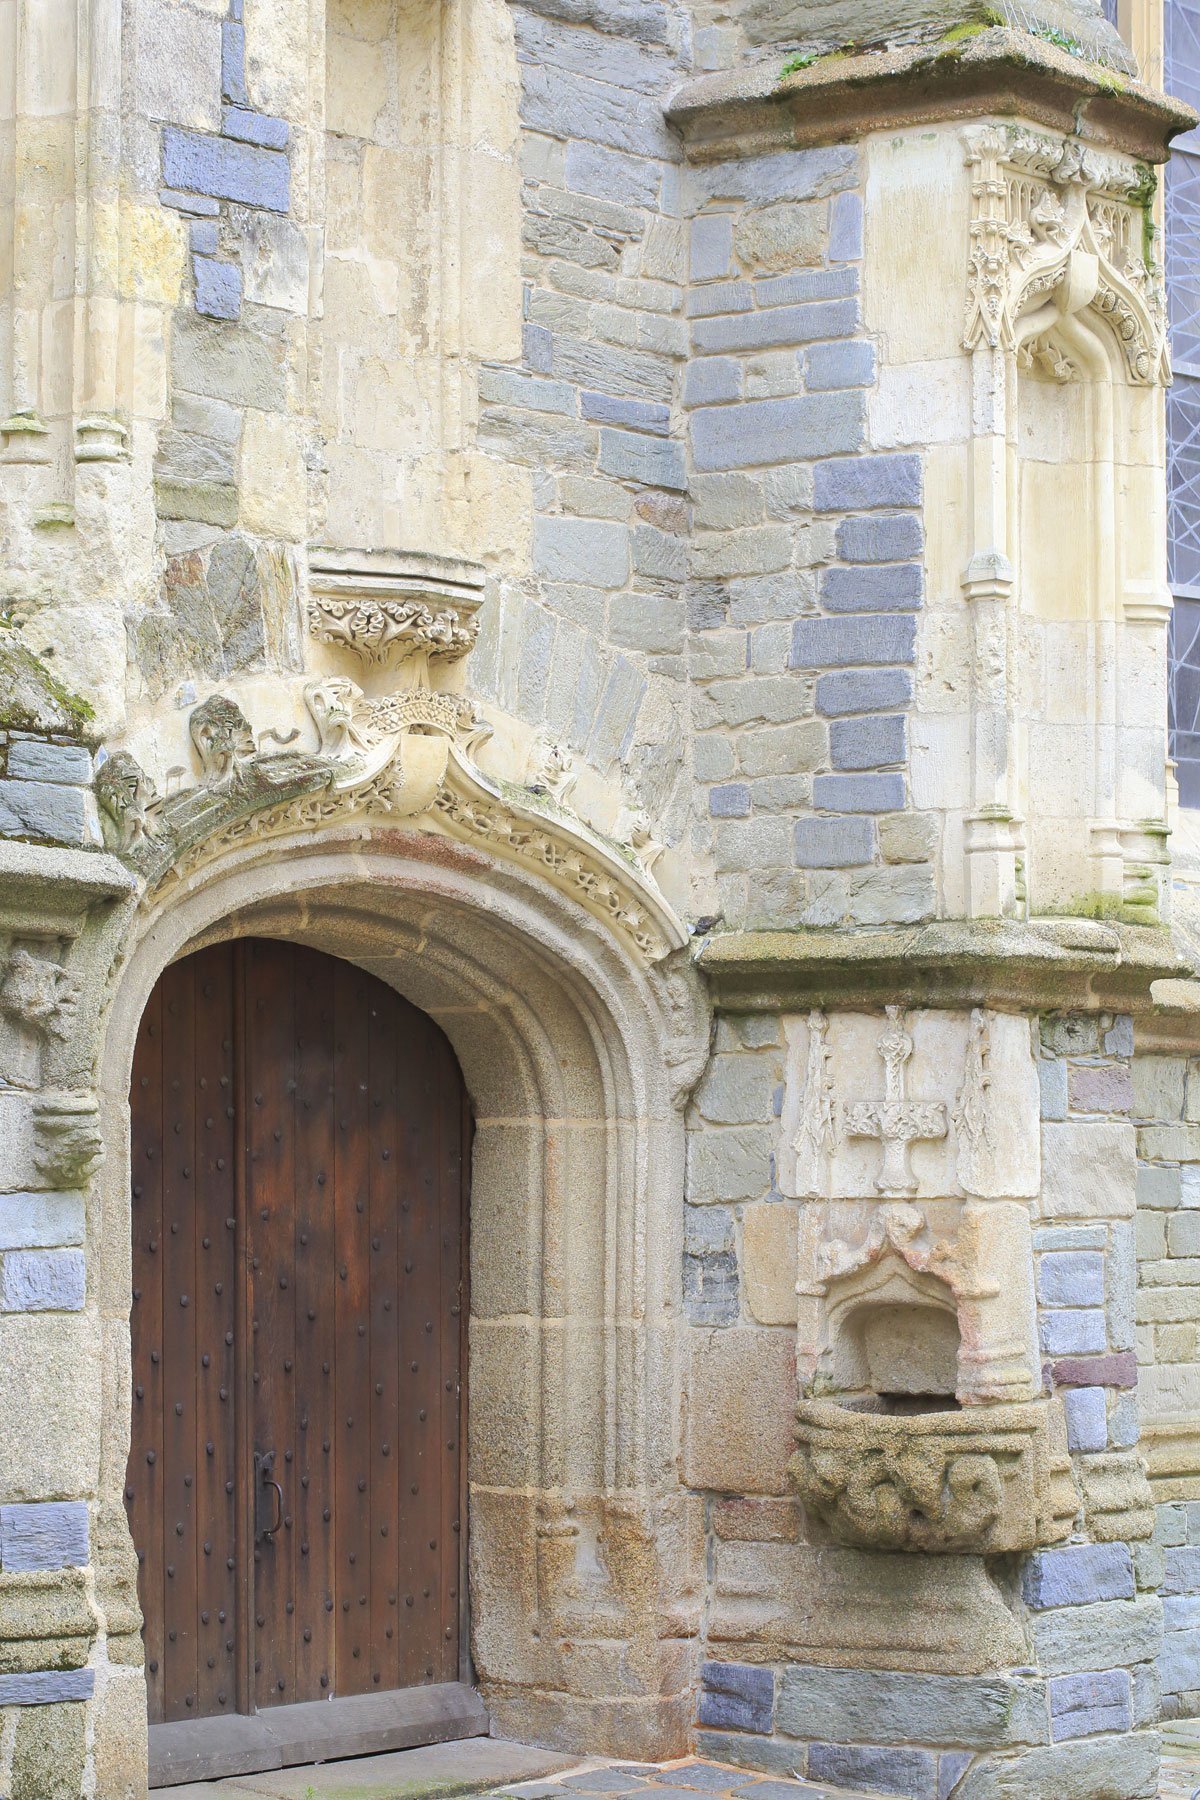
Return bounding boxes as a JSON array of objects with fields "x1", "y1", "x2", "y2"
[
  {"x1": 955, "y1": 1729, "x2": 1160, "y2": 1800},
  {"x1": 1040, "y1": 1122, "x2": 1137, "y2": 1219},
  {"x1": 698, "y1": 1659, "x2": 775, "y2": 1734},
  {"x1": 1031, "y1": 1596, "x2": 1162, "y2": 1677},
  {"x1": 0, "y1": 1194, "x2": 85, "y2": 1252},
  {"x1": 777, "y1": 1667, "x2": 1048, "y2": 1749},
  {"x1": 162, "y1": 128, "x2": 290, "y2": 212},
  {"x1": 5, "y1": 742, "x2": 92, "y2": 784},
  {"x1": 1023, "y1": 1544, "x2": 1135, "y2": 1610},
  {"x1": 742, "y1": 1202, "x2": 798, "y2": 1326},
  {"x1": 11, "y1": 1699, "x2": 86, "y2": 1800},
  {"x1": 684, "y1": 1329, "x2": 796, "y2": 1495},
  {"x1": 692, "y1": 394, "x2": 865, "y2": 472}
]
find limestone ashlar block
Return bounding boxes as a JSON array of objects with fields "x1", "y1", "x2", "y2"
[
  {"x1": 1023, "y1": 1544, "x2": 1135, "y2": 1611},
  {"x1": 684, "y1": 1328, "x2": 796, "y2": 1495},
  {"x1": 1040, "y1": 1121, "x2": 1137, "y2": 1219},
  {"x1": 161, "y1": 128, "x2": 289, "y2": 214},
  {"x1": 697, "y1": 1659, "x2": 774, "y2": 1733},
  {"x1": 776, "y1": 1666, "x2": 1048, "y2": 1749},
  {"x1": 0, "y1": 1249, "x2": 86, "y2": 1313},
  {"x1": 1049, "y1": 1668, "x2": 1132, "y2": 1742},
  {"x1": 0, "y1": 1503, "x2": 89, "y2": 1574},
  {"x1": 0, "y1": 1668, "x2": 94, "y2": 1706},
  {"x1": 790, "y1": 1396, "x2": 1077, "y2": 1555}
]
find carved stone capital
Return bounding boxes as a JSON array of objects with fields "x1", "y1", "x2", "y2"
[{"x1": 306, "y1": 547, "x2": 484, "y2": 667}]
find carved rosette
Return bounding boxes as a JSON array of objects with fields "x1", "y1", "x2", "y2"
[{"x1": 790, "y1": 1396, "x2": 1078, "y2": 1555}]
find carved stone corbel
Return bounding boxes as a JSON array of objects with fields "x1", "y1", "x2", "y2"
[{"x1": 0, "y1": 949, "x2": 81, "y2": 1042}]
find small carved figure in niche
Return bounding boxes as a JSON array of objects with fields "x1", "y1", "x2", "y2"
[{"x1": 0, "y1": 948, "x2": 81, "y2": 1041}]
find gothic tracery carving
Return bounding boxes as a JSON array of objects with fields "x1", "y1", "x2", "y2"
[{"x1": 964, "y1": 124, "x2": 1167, "y2": 385}]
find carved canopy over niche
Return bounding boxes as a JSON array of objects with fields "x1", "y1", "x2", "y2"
[{"x1": 963, "y1": 123, "x2": 1168, "y2": 385}]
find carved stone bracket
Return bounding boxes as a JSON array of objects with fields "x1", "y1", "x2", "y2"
[
  {"x1": 34, "y1": 1092, "x2": 104, "y2": 1189},
  {"x1": 790, "y1": 1396, "x2": 1078, "y2": 1554},
  {"x1": 964, "y1": 124, "x2": 1168, "y2": 385},
  {"x1": 306, "y1": 547, "x2": 484, "y2": 667}
]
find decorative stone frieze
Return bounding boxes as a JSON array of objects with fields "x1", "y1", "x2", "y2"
[{"x1": 790, "y1": 1395, "x2": 1078, "y2": 1554}]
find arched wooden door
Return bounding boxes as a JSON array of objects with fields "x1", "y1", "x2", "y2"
[{"x1": 126, "y1": 939, "x2": 474, "y2": 1783}]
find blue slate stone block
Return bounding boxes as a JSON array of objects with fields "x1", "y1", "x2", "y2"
[
  {"x1": 1049, "y1": 1668, "x2": 1132, "y2": 1741},
  {"x1": 812, "y1": 772, "x2": 905, "y2": 813},
  {"x1": 163, "y1": 129, "x2": 290, "y2": 214},
  {"x1": 190, "y1": 218, "x2": 219, "y2": 255},
  {"x1": 6, "y1": 740, "x2": 92, "y2": 783},
  {"x1": 1022, "y1": 1543, "x2": 1135, "y2": 1610},
  {"x1": 0, "y1": 1502, "x2": 90, "y2": 1573},
  {"x1": 1038, "y1": 1308, "x2": 1106, "y2": 1355},
  {"x1": 523, "y1": 322, "x2": 553, "y2": 373},
  {"x1": 820, "y1": 563, "x2": 924, "y2": 614},
  {"x1": 0, "y1": 779, "x2": 89, "y2": 843},
  {"x1": 159, "y1": 188, "x2": 221, "y2": 216},
  {"x1": 816, "y1": 668, "x2": 913, "y2": 716},
  {"x1": 710, "y1": 784, "x2": 751, "y2": 818},
  {"x1": 756, "y1": 266, "x2": 859, "y2": 306},
  {"x1": 829, "y1": 714, "x2": 907, "y2": 771},
  {"x1": 1164, "y1": 1545, "x2": 1200, "y2": 1595},
  {"x1": 805, "y1": 339, "x2": 877, "y2": 391},
  {"x1": 791, "y1": 614, "x2": 917, "y2": 669},
  {"x1": 808, "y1": 1743, "x2": 937, "y2": 1799},
  {"x1": 222, "y1": 106, "x2": 289, "y2": 149},
  {"x1": 1062, "y1": 1386, "x2": 1108, "y2": 1453},
  {"x1": 691, "y1": 297, "x2": 859, "y2": 355},
  {"x1": 698, "y1": 1660, "x2": 774, "y2": 1734},
  {"x1": 691, "y1": 212, "x2": 734, "y2": 282},
  {"x1": 0, "y1": 1668, "x2": 95, "y2": 1706},
  {"x1": 684, "y1": 358, "x2": 741, "y2": 407},
  {"x1": 794, "y1": 817, "x2": 876, "y2": 868},
  {"x1": 692, "y1": 393, "x2": 864, "y2": 472},
  {"x1": 1037, "y1": 1250, "x2": 1106, "y2": 1308},
  {"x1": 222, "y1": 18, "x2": 247, "y2": 103},
  {"x1": 814, "y1": 453, "x2": 923, "y2": 512},
  {"x1": 583, "y1": 392, "x2": 670, "y2": 435},
  {"x1": 0, "y1": 1247, "x2": 86, "y2": 1312},
  {"x1": 829, "y1": 188, "x2": 864, "y2": 262},
  {"x1": 193, "y1": 257, "x2": 243, "y2": 321},
  {"x1": 837, "y1": 514, "x2": 924, "y2": 564},
  {"x1": 598, "y1": 428, "x2": 686, "y2": 490},
  {"x1": 938, "y1": 1752, "x2": 973, "y2": 1799}
]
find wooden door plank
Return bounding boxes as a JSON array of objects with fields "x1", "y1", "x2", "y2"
[
  {"x1": 191, "y1": 943, "x2": 239, "y2": 1720},
  {"x1": 160, "y1": 958, "x2": 199, "y2": 1719},
  {"x1": 129, "y1": 974, "x2": 167, "y2": 1725},
  {"x1": 245, "y1": 939, "x2": 299, "y2": 1710},
  {"x1": 292, "y1": 946, "x2": 338, "y2": 1703},
  {"x1": 332, "y1": 956, "x2": 373, "y2": 1696},
  {"x1": 368, "y1": 982, "x2": 402, "y2": 1696}
]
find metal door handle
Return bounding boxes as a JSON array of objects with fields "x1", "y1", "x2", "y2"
[{"x1": 254, "y1": 1451, "x2": 283, "y2": 1543}]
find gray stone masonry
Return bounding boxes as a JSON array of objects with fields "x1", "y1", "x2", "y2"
[
  {"x1": 680, "y1": 133, "x2": 937, "y2": 930},
  {"x1": 0, "y1": 733, "x2": 99, "y2": 848}
]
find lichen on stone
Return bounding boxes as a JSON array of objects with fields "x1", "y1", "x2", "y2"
[{"x1": 0, "y1": 622, "x2": 96, "y2": 741}]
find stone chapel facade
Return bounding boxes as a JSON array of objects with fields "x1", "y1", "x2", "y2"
[{"x1": 2, "y1": 0, "x2": 1200, "y2": 1796}]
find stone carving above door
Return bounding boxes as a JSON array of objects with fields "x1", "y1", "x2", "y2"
[{"x1": 305, "y1": 547, "x2": 483, "y2": 667}]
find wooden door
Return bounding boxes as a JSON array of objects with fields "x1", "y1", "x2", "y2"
[{"x1": 126, "y1": 939, "x2": 468, "y2": 1731}]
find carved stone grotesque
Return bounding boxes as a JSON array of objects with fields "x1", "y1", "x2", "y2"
[
  {"x1": 790, "y1": 1396, "x2": 1078, "y2": 1555},
  {"x1": 95, "y1": 750, "x2": 159, "y2": 850},
  {"x1": 526, "y1": 732, "x2": 578, "y2": 807},
  {"x1": 34, "y1": 1092, "x2": 104, "y2": 1188},
  {"x1": 0, "y1": 949, "x2": 80, "y2": 1041},
  {"x1": 190, "y1": 694, "x2": 256, "y2": 790}
]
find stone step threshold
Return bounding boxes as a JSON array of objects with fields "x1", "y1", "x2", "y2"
[{"x1": 166, "y1": 1745, "x2": 889, "y2": 1800}]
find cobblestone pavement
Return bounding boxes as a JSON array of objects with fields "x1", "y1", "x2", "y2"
[
  {"x1": 1161, "y1": 1728, "x2": 1200, "y2": 1800},
  {"x1": 487, "y1": 1761, "x2": 879, "y2": 1799}
]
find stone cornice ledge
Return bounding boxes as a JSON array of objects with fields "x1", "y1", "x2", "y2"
[
  {"x1": 696, "y1": 917, "x2": 1186, "y2": 1014},
  {"x1": 666, "y1": 30, "x2": 1195, "y2": 165}
]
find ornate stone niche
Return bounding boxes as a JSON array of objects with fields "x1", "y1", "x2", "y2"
[{"x1": 784, "y1": 1006, "x2": 1077, "y2": 1554}]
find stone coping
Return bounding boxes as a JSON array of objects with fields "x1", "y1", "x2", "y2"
[
  {"x1": 666, "y1": 28, "x2": 1196, "y2": 164},
  {"x1": 695, "y1": 916, "x2": 1186, "y2": 1013},
  {"x1": 0, "y1": 839, "x2": 136, "y2": 920}
]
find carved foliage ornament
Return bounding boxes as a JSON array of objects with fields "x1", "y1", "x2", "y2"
[
  {"x1": 307, "y1": 595, "x2": 479, "y2": 665},
  {"x1": 964, "y1": 125, "x2": 1167, "y2": 385}
]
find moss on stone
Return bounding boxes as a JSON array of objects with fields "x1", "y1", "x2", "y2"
[{"x1": 0, "y1": 623, "x2": 96, "y2": 740}]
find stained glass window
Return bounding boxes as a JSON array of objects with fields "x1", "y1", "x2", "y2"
[{"x1": 1167, "y1": 2, "x2": 1200, "y2": 803}]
